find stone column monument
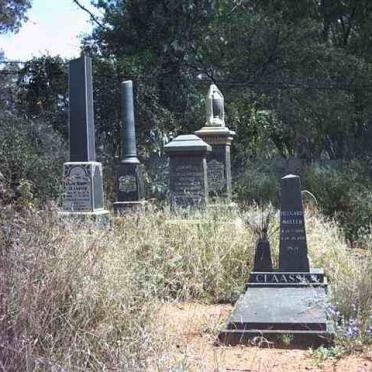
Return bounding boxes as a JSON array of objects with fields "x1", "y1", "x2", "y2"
[
  {"x1": 61, "y1": 55, "x2": 109, "y2": 221},
  {"x1": 164, "y1": 135, "x2": 211, "y2": 209},
  {"x1": 113, "y1": 80, "x2": 145, "y2": 214},
  {"x1": 195, "y1": 85, "x2": 235, "y2": 200}
]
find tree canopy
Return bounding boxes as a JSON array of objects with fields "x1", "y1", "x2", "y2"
[{"x1": 0, "y1": 0, "x2": 31, "y2": 34}]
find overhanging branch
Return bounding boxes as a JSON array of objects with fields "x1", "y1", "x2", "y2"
[{"x1": 72, "y1": 0, "x2": 107, "y2": 30}]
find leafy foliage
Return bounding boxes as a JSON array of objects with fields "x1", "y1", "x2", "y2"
[
  {"x1": 0, "y1": 111, "x2": 66, "y2": 204},
  {"x1": 0, "y1": 0, "x2": 31, "y2": 34}
]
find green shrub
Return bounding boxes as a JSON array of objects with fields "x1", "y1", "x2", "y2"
[
  {"x1": 234, "y1": 158, "x2": 372, "y2": 246},
  {"x1": 304, "y1": 162, "x2": 372, "y2": 245},
  {"x1": 234, "y1": 159, "x2": 280, "y2": 206},
  {"x1": 0, "y1": 111, "x2": 66, "y2": 205}
]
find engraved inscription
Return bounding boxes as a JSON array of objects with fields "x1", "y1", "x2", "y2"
[
  {"x1": 280, "y1": 210, "x2": 306, "y2": 249},
  {"x1": 171, "y1": 163, "x2": 204, "y2": 206},
  {"x1": 119, "y1": 175, "x2": 137, "y2": 193},
  {"x1": 250, "y1": 273, "x2": 321, "y2": 284},
  {"x1": 207, "y1": 159, "x2": 225, "y2": 192},
  {"x1": 63, "y1": 165, "x2": 92, "y2": 211}
]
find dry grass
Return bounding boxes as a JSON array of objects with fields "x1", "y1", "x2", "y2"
[{"x1": 0, "y1": 203, "x2": 370, "y2": 370}]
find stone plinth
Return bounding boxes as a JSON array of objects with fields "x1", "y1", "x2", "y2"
[
  {"x1": 195, "y1": 126, "x2": 235, "y2": 199},
  {"x1": 165, "y1": 135, "x2": 211, "y2": 209},
  {"x1": 219, "y1": 269, "x2": 334, "y2": 347},
  {"x1": 61, "y1": 162, "x2": 109, "y2": 223},
  {"x1": 113, "y1": 159, "x2": 145, "y2": 214}
]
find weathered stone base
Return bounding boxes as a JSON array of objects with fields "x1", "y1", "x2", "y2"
[
  {"x1": 218, "y1": 269, "x2": 335, "y2": 347},
  {"x1": 63, "y1": 161, "x2": 105, "y2": 212},
  {"x1": 113, "y1": 200, "x2": 146, "y2": 215},
  {"x1": 195, "y1": 126, "x2": 235, "y2": 200},
  {"x1": 218, "y1": 328, "x2": 334, "y2": 348},
  {"x1": 58, "y1": 209, "x2": 110, "y2": 227}
]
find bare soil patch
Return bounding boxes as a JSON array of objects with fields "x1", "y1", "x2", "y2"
[{"x1": 152, "y1": 302, "x2": 371, "y2": 371}]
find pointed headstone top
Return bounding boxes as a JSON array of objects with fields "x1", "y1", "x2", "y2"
[{"x1": 206, "y1": 84, "x2": 225, "y2": 127}]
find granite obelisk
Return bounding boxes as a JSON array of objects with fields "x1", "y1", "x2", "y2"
[
  {"x1": 113, "y1": 80, "x2": 145, "y2": 214},
  {"x1": 279, "y1": 175, "x2": 310, "y2": 272},
  {"x1": 61, "y1": 55, "x2": 109, "y2": 221}
]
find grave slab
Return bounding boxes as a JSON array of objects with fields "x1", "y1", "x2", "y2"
[{"x1": 219, "y1": 284, "x2": 334, "y2": 347}]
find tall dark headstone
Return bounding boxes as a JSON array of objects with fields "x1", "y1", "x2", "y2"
[
  {"x1": 218, "y1": 175, "x2": 334, "y2": 347},
  {"x1": 69, "y1": 56, "x2": 96, "y2": 162},
  {"x1": 165, "y1": 135, "x2": 211, "y2": 209},
  {"x1": 279, "y1": 174, "x2": 310, "y2": 271},
  {"x1": 61, "y1": 56, "x2": 109, "y2": 222},
  {"x1": 113, "y1": 80, "x2": 145, "y2": 214},
  {"x1": 195, "y1": 85, "x2": 235, "y2": 200}
]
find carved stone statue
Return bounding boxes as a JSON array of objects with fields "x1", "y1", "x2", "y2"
[{"x1": 206, "y1": 84, "x2": 225, "y2": 127}]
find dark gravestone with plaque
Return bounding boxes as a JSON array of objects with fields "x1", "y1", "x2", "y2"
[
  {"x1": 195, "y1": 85, "x2": 235, "y2": 200},
  {"x1": 165, "y1": 135, "x2": 211, "y2": 209},
  {"x1": 61, "y1": 55, "x2": 109, "y2": 221},
  {"x1": 279, "y1": 175, "x2": 310, "y2": 271},
  {"x1": 219, "y1": 174, "x2": 334, "y2": 347},
  {"x1": 113, "y1": 80, "x2": 145, "y2": 214}
]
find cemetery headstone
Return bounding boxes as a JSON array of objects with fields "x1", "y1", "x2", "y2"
[
  {"x1": 61, "y1": 55, "x2": 109, "y2": 222},
  {"x1": 113, "y1": 80, "x2": 145, "y2": 214},
  {"x1": 218, "y1": 174, "x2": 334, "y2": 347},
  {"x1": 279, "y1": 174, "x2": 310, "y2": 271},
  {"x1": 195, "y1": 85, "x2": 235, "y2": 200},
  {"x1": 164, "y1": 135, "x2": 211, "y2": 209}
]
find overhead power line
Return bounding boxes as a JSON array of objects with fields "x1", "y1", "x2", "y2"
[{"x1": 1, "y1": 60, "x2": 372, "y2": 90}]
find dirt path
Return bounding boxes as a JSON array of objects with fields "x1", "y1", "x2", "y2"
[{"x1": 152, "y1": 302, "x2": 371, "y2": 371}]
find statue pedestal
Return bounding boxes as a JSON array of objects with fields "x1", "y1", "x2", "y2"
[
  {"x1": 195, "y1": 126, "x2": 235, "y2": 200},
  {"x1": 113, "y1": 160, "x2": 145, "y2": 215},
  {"x1": 60, "y1": 162, "x2": 110, "y2": 225}
]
